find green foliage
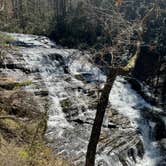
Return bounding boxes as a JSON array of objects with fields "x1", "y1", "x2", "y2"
[
  {"x1": 48, "y1": 1, "x2": 113, "y2": 48},
  {"x1": 74, "y1": 74, "x2": 85, "y2": 82},
  {"x1": 0, "y1": 79, "x2": 32, "y2": 90},
  {"x1": 51, "y1": 16, "x2": 101, "y2": 47},
  {"x1": 0, "y1": 0, "x2": 55, "y2": 35},
  {"x1": 16, "y1": 80, "x2": 32, "y2": 88},
  {"x1": 18, "y1": 150, "x2": 29, "y2": 159},
  {"x1": 0, "y1": 32, "x2": 14, "y2": 45},
  {"x1": 60, "y1": 98, "x2": 72, "y2": 110},
  {"x1": 0, "y1": 0, "x2": 113, "y2": 48}
]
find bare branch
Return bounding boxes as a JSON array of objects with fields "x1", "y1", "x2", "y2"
[{"x1": 0, "y1": 0, "x2": 4, "y2": 12}]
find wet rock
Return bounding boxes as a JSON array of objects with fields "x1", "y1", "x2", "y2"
[
  {"x1": 10, "y1": 40, "x2": 33, "y2": 47},
  {"x1": 75, "y1": 74, "x2": 86, "y2": 82},
  {"x1": 126, "y1": 77, "x2": 157, "y2": 106},
  {"x1": 47, "y1": 53, "x2": 64, "y2": 62},
  {"x1": 126, "y1": 77, "x2": 142, "y2": 93},
  {"x1": 34, "y1": 89, "x2": 49, "y2": 97},
  {"x1": 0, "y1": 90, "x2": 41, "y2": 118},
  {"x1": 0, "y1": 78, "x2": 18, "y2": 90},
  {"x1": 72, "y1": 118, "x2": 84, "y2": 124},
  {"x1": 159, "y1": 138, "x2": 166, "y2": 152},
  {"x1": 0, "y1": 51, "x2": 39, "y2": 73},
  {"x1": 136, "y1": 140, "x2": 144, "y2": 158},
  {"x1": 0, "y1": 63, "x2": 38, "y2": 73},
  {"x1": 108, "y1": 122, "x2": 117, "y2": 129},
  {"x1": 107, "y1": 109, "x2": 131, "y2": 129},
  {"x1": 141, "y1": 107, "x2": 166, "y2": 140},
  {"x1": 154, "y1": 121, "x2": 166, "y2": 140},
  {"x1": 60, "y1": 98, "x2": 73, "y2": 110},
  {"x1": 75, "y1": 72, "x2": 98, "y2": 83},
  {"x1": 3, "y1": 33, "x2": 164, "y2": 166}
]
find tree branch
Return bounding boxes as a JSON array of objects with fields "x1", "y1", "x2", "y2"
[{"x1": 0, "y1": 0, "x2": 4, "y2": 12}]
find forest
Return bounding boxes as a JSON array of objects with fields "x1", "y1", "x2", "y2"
[{"x1": 0, "y1": 0, "x2": 166, "y2": 166}]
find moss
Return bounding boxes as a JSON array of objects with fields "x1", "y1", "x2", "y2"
[
  {"x1": 0, "y1": 32, "x2": 14, "y2": 46},
  {"x1": 0, "y1": 110, "x2": 71, "y2": 166},
  {"x1": 1, "y1": 118, "x2": 20, "y2": 130},
  {"x1": 60, "y1": 98, "x2": 72, "y2": 110},
  {"x1": 15, "y1": 80, "x2": 33, "y2": 88},
  {"x1": 64, "y1": 77, "x2": 71, "y2": 82},
  {"x1": 18, "y1": 150, "x2": 29, "y2": 159},
  {"x1": 74, "y1": 74, "x2": 85, "y2": 82},
  {"x1": 0, "y1": 79, "x2": 32, "y2": 90},
  {"x1": 0, "y1": 139, "x2": 71, "y2": 166},
  {"x1": 27, "y1": 141, "x2": 70, "y2": 166}
]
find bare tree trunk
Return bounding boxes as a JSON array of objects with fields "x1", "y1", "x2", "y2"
[
  {"x1": 85, "y1": 43, "x2": 140, "y2": 166},
  {"x1": 85, "y1": 5, "x2": 155, "y2": 162},
  {"x1": 85, "y1": 69, "x2": 117, "y2": 166},
  {"x1": 56, "y1": 0, "x2": 66, "y2": 18}
]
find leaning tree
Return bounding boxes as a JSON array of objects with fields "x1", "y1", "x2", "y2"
[{"x1": 85, "y1": 0, "x2": 161, "y2": 165}]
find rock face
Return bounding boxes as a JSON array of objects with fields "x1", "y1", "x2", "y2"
[
  {"x1": 0, "y1": 76, "x2": 65, "y2": 166},
  {"x1": 0, "y1": 89, "x2": 41, "y2": 118},
  {"x1": 0, "y1": 33, "x2": 165, "y2": 166},
  {"x1": 133, "y1": 46, "x2": 160, "y2": 82}
]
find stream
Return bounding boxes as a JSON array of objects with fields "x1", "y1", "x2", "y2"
[{"x1": 3, "y1": 33, "x2": 166, "y2": 166}]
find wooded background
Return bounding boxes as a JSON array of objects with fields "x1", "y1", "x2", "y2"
[{"x1": 0, "y1": 0, "x2": 165, "y2": 108}]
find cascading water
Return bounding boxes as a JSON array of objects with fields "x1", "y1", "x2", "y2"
[
  {"x1": 109, "y1": 77, "x2": 164, "y2": 166},
  {"x1": 5, "y1": 33, "x2": 165, "y2": 166}
]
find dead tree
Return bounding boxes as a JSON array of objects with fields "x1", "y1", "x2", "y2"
[
  {"x1": 85, "y1": 1, "x2": 158, "y2": 165},
  {"x1": 85, "y1": 48, "x2": 140, "y2": 166}
]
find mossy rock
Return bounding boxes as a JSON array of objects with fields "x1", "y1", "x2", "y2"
[
  {"x1": 0, "y1": 78, "x2": 32, "y2": 90},
  {"x1": 0, "y1": 118, "x2": 20, "y2": 130},
  {"x1": 0, "y1": 81, "x2": 18, "y2": 90},
  {"x1": 60, "y1": 98, "x2": 73, "y2": 112},
  {"x1": 74, "y1": 74, "x2": 85, "y2": 82},
  {"x1": 0, "y1": 32, "x2": 14, "y2": 46},
  {"x1": 64, "y1": 77, "x2": 71, "y2": 82}
]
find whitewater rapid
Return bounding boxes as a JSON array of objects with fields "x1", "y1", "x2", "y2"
[
  {"x1": 110, "y1": 77, "x2": 163, "y2": 166},
  {"x1": 7, "y1": 33, "x2": 165, "y2": 166}
]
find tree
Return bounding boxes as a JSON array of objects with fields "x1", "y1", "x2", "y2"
[
  {"x1": 85, "y1": 1, "x2": 159, "y2": 165},
  {"x1": 56, "y1": 0, "x2": 67, "y2": 18},
  {"x1": 85, "y1": 48, "x2": 140, "y2": 166}
]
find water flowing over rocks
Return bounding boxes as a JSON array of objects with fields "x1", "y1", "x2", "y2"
[{"x1": 0, "y1": 33, "x2": 165, "y2": 166}]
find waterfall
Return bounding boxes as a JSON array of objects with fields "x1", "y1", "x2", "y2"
[
  {"x1": 110, "y1": 77, "x2": 163, "y2": 166},
  {"x1": 7, "y1": 33, "x2": 165, "y2": 166}
]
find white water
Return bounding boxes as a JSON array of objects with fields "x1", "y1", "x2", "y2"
[
  {"x1": 110, "y1": 77, "x2": 162, "y2": 166},
  {"x1": 8, "y1": 33, "x2": 164, "y2": 166}
]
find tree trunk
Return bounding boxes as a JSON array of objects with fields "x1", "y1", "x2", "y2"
[
  {"x1": 85, "y1": 46, "x2": 140, "y2": 166},
  {"x1": 85, "y1": 69, "x2": 117, "y2": 166},
  {"x1": 56, "y1": 0, "x2": 66, "y2": 18}
]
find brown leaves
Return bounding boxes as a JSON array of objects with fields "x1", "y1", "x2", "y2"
[{"x1": 115, "y1": 0, "x2": 123, "y2": 7}]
